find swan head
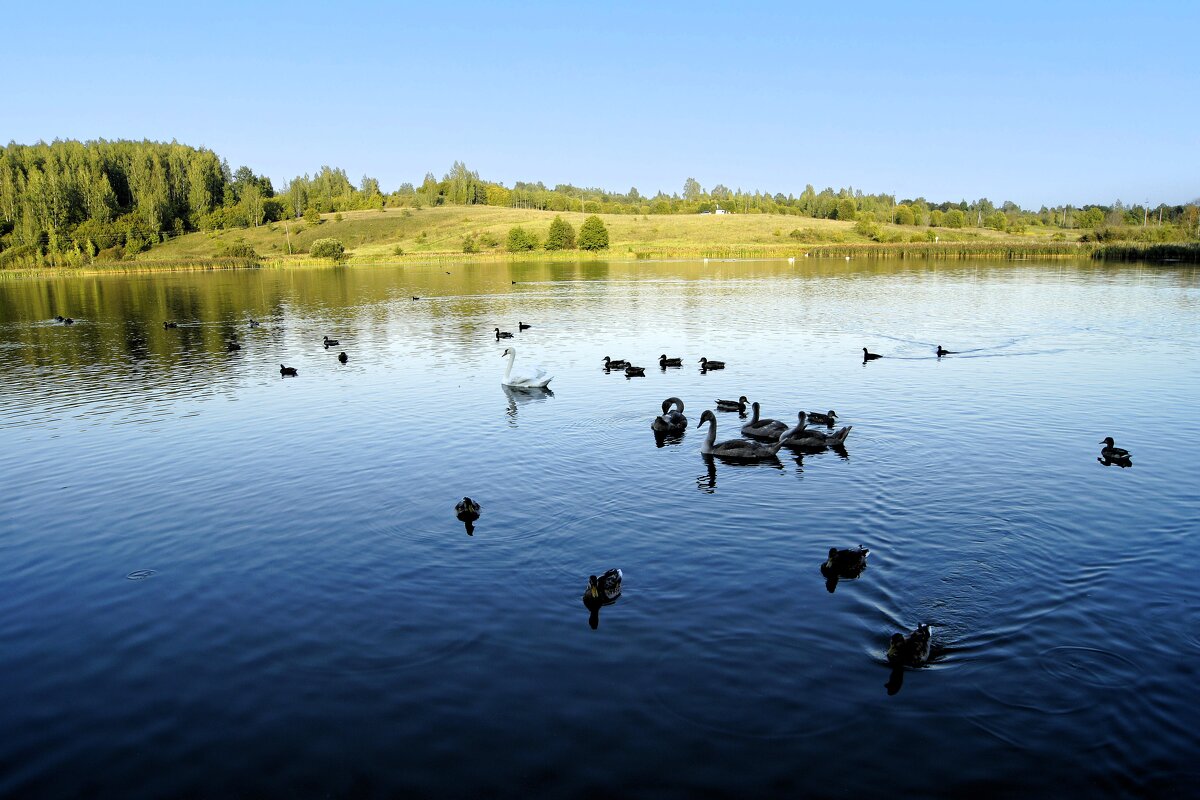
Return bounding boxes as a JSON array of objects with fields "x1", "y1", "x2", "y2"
[
  {"x1": 501, "y1": 348, "x2": 513, "y2": 358},
  {"x1": 797, "y1": 411, "x2": 807, "y2": 422},
  {"x1": 661, "y1": 397, "x2": 684, "y2": 413},
  {"x1": 700, "y1": 409, "x2": 716, "y2": 426}
]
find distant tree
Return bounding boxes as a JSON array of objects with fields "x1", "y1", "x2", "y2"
[
  {"x1": 578, "y1": 215, "x2": 609, "y2": 250},
  {"x1": 835, "y1": 198, "x2": 857, "y2": 221},
  {"x1": 929, "y1": 209, "x2": 945, "y2": 227},
  {"x1": 304, "y1": 206, "x2": 321, "y2": 225},
  {"x1": 984, "y1": 211, "x2": 1008, "y2": 231},
  {"x1": 894, "y1": 204, "x2": 916, "y2": 225},
  {"x1": 309, "y1": 238, "x2": 345, "y2": 260},
  {"x1": 945, "y1": 209, "x2": 967, "y2": 228},
  {"x1": 506, "y1": 226, "x2": 538, "y2": 252},
  {"x1": 544, "y1": 215, "x2": 576, "y2": 250},
  {"x1": 683, "y1": 177, "x2": 703, "y2": 201}
]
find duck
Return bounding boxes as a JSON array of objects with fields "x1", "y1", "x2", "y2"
[
  {"x1": 741, "y1": 402, "x2": 789, "y2": 440},
  {"x1": 227, "y1": 341, "x2": 241, "y2": 352},
  {"x1": 279, "y1": 364, "x2": 298, "y2": 377},
  {"x1": 698, "y1": 357, "x2": 726, "y2": 370},
  {"x1": 602, "y1": 356, "x2": 630, "y2": 369},
  {"x1": 821, "y1": 546, "x2": 869, "y2": 577},
  {"x1": 584, "y1": 568, "x2": 623, "y2": 603},
  {"x1": 337, "y1": 351, "x2": 348, "y2": 363},
  {"x1": 806, "y1": 410, "x2": 837, "y2": 426},
  {"x1": 699, "y1": 410, "x2": 783, "y2": 460},
  {"x1": 651, "y1": 397, "x2": 687, "y2": 433},
  {"x1": 501, "y1": 347, "x2": 552, "y2": 389},
  {"x1": 887, "y1": 624, "x2": 932, "y2": 667},
  {"x1": 455, "y1": 496, "x2": 481, "y2": 521},
  {"x1": 495, "y1": 327, "x2": 514, "y2": 339},
  {"x1": 412, "y1": 296, "x2": 420, "y2": 301},
  {"x1": 54, "y1": 315, "x2": 64, "y2": 322},
  {"x1": 249, "y1": 318, "x2": 260, "y2": 328},
  {"x1": 779, "y1": 412, "x2": 853, "y2": 448},
  {"x1": 63, "y1": 317, "x2": 75, "y2": 325},
  {"x1": 323, "y1": 335, "x2": 340, "y2": 347},
  {"x1": 1099, "y1": 437, "x2": 1130, "y2": 460},
  {"x1": 936, "y1": 345, "x2": 955, "y2": 357},
  {"x1": 715, "y1": 395, "x2": 749, "y2": 413},
  {"x1": 862, "y1": 347, "x2": 882, "y2": 361},
  {"x1": 659, "y1": 354, "x2": 683, "y2": 367},
  {"x1": 625, "y1": 365, "x2": 646, "y2": 377},
  {"x1": 163, "y1": 321, "x2": 178, "y2": 329},
  {"x1": 518, "y1": 321, "x2": 531, "y2": 330}
]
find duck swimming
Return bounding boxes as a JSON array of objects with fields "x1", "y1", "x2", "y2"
[
  {"x1": 518, "y1": 322, "x2": 531, "y2": 330},
  {"x1": 821, "y1": 546, "x2": 869, "y2": 577},
  {"x1": 651, "y1": 397, "x2": 688, "y2": 433},
  {"x1": 887, "y1": 624, "x2": 932, "y2": 667},
  {"x1": 625, "y1": 365, "x2": 646, "y2": 377},
  {"x1": 585, "y1": 568, "x2": 623, "y2": 603},
  {"x1": 455, "y1": 497, "x2": 481, "y2": 521},
  {"x1": 741, "y1": 402, "x2": 789, "y2": 440},
  {"x1": 715, "y1": 395, "x2": 749, "y2": 413},
  {"x1": 936, "y1": 346, "x2": 955, "y2": 357},
  {"x1": 862, "y1": 347, "x2": 881, "y2": 361},
  {"x1": 1099, "y1": 437, "x2": 1130, "y2": 461},
  {"x1": 699, "y1": 357, "x2": 726, "y2": 370},
  {"x1": 602, "y1": 356, "x2": 630, "y2": 369},
  {"x1": 63, "y1": 317, "x2": 75, "y2": 325},
  {"x1": 227, "y1": 341, "x2": 241, "y2": 352},
  {"x1": 163, "y1": 321, "x2": 178, "y2": 329},
  {"x1": 249, "y1": 318, "x2": 260, "y2": 328},
  {"x1": 700, "y1": 410, "x2": 783, "y2": 460},
  {"x1": 323, "y1": 335, "x2": 340, "y2": 347},
  {"x1": 659, "y1": 354, "x2": 683, "y2": 367},
  {"x1": 806, "y1": 410, "x2": 837, "y2": 426},
  {"x1": 338, "y1": 351, "x2": 348, "y2": 363},
  {"x1": 54, "y1": 315, "x2": 64, "y2": 322},
  {"x1": 779, "y1": 412, "x2": 853, "y2": 448},
  {"x1": 279, "y1": 364, "x2": 298, "y2": 377},
  {"x1": 495, "y1": 327, "x2": 514, "y2": 339}
]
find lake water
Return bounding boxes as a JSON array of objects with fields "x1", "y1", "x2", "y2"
[{"x1": 1, "y1": 258, "x2": 1198, "y2": 797}]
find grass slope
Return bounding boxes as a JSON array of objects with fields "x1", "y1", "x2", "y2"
[{"x1": 143, "y1": 206, "x2": 1055, "y2": 264}]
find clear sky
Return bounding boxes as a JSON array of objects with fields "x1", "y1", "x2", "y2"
[{"x1": 3, "y1": 1, "x2": 1197, "y2": 208}]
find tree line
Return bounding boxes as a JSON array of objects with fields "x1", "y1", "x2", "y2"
[{"x1": 2, "y1": 140, "x2": 1197, "y2": 267}]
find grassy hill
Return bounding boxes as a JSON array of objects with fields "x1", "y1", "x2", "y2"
[{"x1": 141, "y1": 206, "x2": 1060, "y2": 265}]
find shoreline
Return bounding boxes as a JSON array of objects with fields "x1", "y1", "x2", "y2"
[{"x1": 2, "y1": 241, "x2": 1196, "y2": 279}]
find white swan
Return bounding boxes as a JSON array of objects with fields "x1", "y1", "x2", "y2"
[{"x1": 500, "y1": 347, "x2": 552, "y2": 388}]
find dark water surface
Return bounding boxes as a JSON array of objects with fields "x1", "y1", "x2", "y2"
[{"x1": 1, "y1": 259, "x2": 1198, "y2": 798}]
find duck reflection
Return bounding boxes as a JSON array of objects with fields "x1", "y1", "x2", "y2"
[
  {"x1": 503, "y1": 384, "x2": 554, "y2": 425},
  {"x1": 1097, "y1": 455, "x2": 1132, "y2": 468},
  {"x1": 885, "y1": 666, "x2": 905, "y2": 695}
]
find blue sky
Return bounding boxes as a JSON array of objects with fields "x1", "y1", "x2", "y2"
[{"x1": 3, "y1": 1, "x2": 1196, "y2": 208}]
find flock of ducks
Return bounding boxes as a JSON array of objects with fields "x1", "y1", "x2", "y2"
[{"x1": 601, "y1": 354, "x2": 726, "y2": 377}]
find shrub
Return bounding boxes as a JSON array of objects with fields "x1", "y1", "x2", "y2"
[
  {"x1": 895, "y1": 205, "x2": 916, "y2": 226},
  {"x1": 462, "y1": 234, "x2": 479, "y2": 253},
  {"x1": 835, "y1": 199, "x2": 857, "y2": 221},
  {"x1": 853, "y1": 219, "x2": 882, "y2": 241},
  {"x1": 310, "y1": 238, "x2": 346, "y2": 260},
  {"x1": 929, "y1": 210, "x2": 945, "y2": 227},
  {"x1": 544, "y1": 216, "x2": 576, "y2": 250},
  {"x1": 945, "y1": 210, "x2": 967, "y2": 228},
  {"x1": 392, "y1": 245, "x2": 405, "y2": 256},
  {"x1": 334, "y1": 212, "x2": 344, "y2": 223},
  {"x1": 578, "y1": 216, "x2": 610, "y2": 250},
  {"x1": 506, "y1": 226, "x2": 538, "y2": 252},
  {"x1": 479, "y1": 232, "x2": 500, "y2": 248},
  {"x1": 217, "y1": 240, "x2": 260, "y2": 260},
  {"x1": 303, "y1": 207, "x2": 321, "y2": 225}
]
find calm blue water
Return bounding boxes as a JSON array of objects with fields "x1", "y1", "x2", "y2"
[{"x1": 1, "y1": 259, "x2": 1198, "y2": 797}]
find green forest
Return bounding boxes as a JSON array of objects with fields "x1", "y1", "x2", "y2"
[{"x1": 2, "y1": 139, "x2": 1197, "y2": 268}]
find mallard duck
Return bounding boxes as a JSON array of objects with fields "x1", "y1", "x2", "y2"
[
  {"x1": 518, "y1": 321, "x2": 531, "y2": 330},
  {"x1": 741, "y1": 402, "x2": 789, "y2": 440},
  {"x1": 936, "y1": 346, "x2": 955, "y2": 357},
  {"x1": 821, "y1": 546, "x2": 869, "y2": 577},
  {"x1": 625, "y1": 365, "x2": 646, "y2": 377},
  {"x1": 715, "y1": 395, "x2": 749, "y2": 412},
  {"x1": 279, "y1": 364, "x2": 298, "y2": 377},
  {"x1": 779, "y1": 412, "x2": 853, "y2": 448},
  {"x1": 455, "y1": 496, "x2": 481, "y2": 521},
  {"x1": 249, "y1": 318, "x2": 260, "y2": 328},
  {"x1": 651, "y1": 397, "x2": 688, "y2": 432},
  {"x1": 163, "y1": 321, "x2": 178, "y2": 329},
  {"x1": 659, "y1": 354, "x2": 683, "y2": 367},
  {"x1": 602, "y1": 356, "x2": 630, "y2": 369},
  {"x1": 806, "y1": 410, "x2": 837, "y2": 426},
  {"x1": 887, "y1": 624, "x2": 932, "y2": 667},
  {"x1": 63, "y1": 317, "x2": 75, "y2": 325},
  {"x1": 584, "y1": 568, "x2": 623, "y2": 603},
  {"x1": 54, "y1": 315, "x2": 64, "y2": 322},
  {"x1": 323, "y1": 335, "x2": 340, "y2": 347},
  {"x1": 700, "y1": 410, "x2": 783, "y2": 460},
  {"x1": 495, "y1": 327, "x2": 514, "y2": 339},
  {"x1": 1099, "y1": 437, "x2": 1130, "y2": 460},
  {"x1": 699, "y1": 357, "x2": 725, "y2": 370},
  {"x1": 862, "y1": 347, "x2": 881, "y2": 361},
  {"x1": 337, "y1": 351, "x2": 348, "y2": 363}
]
